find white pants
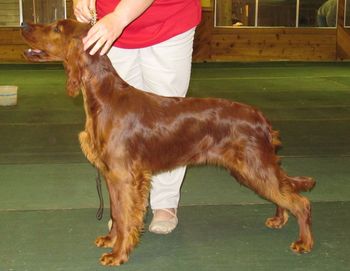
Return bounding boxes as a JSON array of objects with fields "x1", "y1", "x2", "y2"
[{"x1": 107, "y1": 28, "x2": 196, "y2": 209}]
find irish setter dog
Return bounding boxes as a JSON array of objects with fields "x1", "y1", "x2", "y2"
[{"x1": 21, "y1": 19, "x2": 315, "y2": 266}]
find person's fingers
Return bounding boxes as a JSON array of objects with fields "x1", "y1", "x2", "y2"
[
  {"x1": 89, "y1": 0, "x2": 96, "y2": 11},
  {"x1": 89, "y1": 37, "x2": 108, "y2": 55},
  {"x1": 82, "y1": 12, "x2": 121, "y2": 55},
  {"x1": 74, "y1": 2, "x2": 92, "y2": 22},
  {"x1": 75, "y1": 10, "x2": 91, "y2": 22},
  {"x1": 83, "y1": 26, "x2": 101, "y2": 50},
  {"x1": 75, "y1": 13, "x2": 90, "y2": 23},
  {"x1": 100, "y1": 39, "x2": 114, "y2": 55}
]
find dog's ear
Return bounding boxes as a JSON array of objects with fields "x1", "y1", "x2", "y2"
[
  {"x1": 71, "y1": 21, "x2": 91, "y2": 40},
  {"x1": 64, "y1": 59, "x2": 81, "y2": 97},
  {"x1": 62, "y1": 19, "x2": 91, "y2": 40},
  {"x1": 63, "y1": 40, "x2": 82, "y2": 97}
]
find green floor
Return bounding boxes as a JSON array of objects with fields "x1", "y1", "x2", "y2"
[{"x1": 0, "y1": 62, "x2": 350, "y2": 270}]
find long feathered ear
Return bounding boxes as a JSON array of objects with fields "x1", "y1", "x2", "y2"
[
  {"x1": 63, "y1": 60, "x2": 81, "y2": 97},
  {"x1": 63, "y1": 40, "x2": 82, "y2": 97}
]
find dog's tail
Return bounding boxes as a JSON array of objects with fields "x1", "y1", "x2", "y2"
[
  {"x1": 265, "y1": 122, "x2": 315, "y2": 193},
  {"x1": 256, "y1": 111, "x2": 315, "y2": 192},
  {"x1": 271, "y1": 129, "x2": 281, "y2": 149},
  {"x1": 257, "y1": 108, "x2": 281, "y2": 150}
]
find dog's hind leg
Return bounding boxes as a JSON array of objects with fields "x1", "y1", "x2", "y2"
[
  {"x1": 270, "y1": 186, "x2": 313, "y2": 253},
  {"x1": 265, "y1": 205, "x2": 289, "y2": 229},
  {"x1": 235, "y1": 168, "x2": 313, "y2": 253},
  {"x1": 96, "y1": 167, "x2": 151, "y2": 266},
  {"x1": 225, "y1": 142, "x2": 314, "y2": 253},
  {"x1": 265, "y1": 175, "x2": 315, "y2": 229}
]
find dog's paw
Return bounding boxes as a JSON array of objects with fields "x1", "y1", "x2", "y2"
[
  {"x1": 290, "y1": 240, "x2": 313, "y2": 254},
  {"x1": 95, "y1": 235, "x2": 116, "y2": 248},
  {"x1": 100, "y1": 252, "x2": 128, "y2": 266},
  {"x1": 265, "y1": 215, "x2": 288, "y2": 229},
  {"x1": 265, "y1": 210, "x2": 289, "y2": 229}
]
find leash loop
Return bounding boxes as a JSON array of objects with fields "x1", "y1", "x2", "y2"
[{"x1": 95, "y1": 170, "x2": 104, "y2": 220}]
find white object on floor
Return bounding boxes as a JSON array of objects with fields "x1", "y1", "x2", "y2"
[{"x1": 0, "y1": 85, "x2": 18, "y2": 106}]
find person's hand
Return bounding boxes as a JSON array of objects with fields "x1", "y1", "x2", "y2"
[
  {"x1": 74, "y1": 0, "x2": 96, "y2": 23},
  {"x1": 81, "y1": 0, "x2": 154, "y2": 55},
  {"x1": 82, "y1": 12, "x2": 126, "y2": 56}
]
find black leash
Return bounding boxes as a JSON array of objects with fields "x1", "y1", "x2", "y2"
[{"x1": 95, "y1": 170, "x2": 104, "y2": 220}]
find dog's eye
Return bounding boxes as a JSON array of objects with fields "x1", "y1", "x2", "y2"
[{"x1": 53, "y1": 25, "x2": 60, "y2": 33}]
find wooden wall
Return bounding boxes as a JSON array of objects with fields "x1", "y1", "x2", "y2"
[
  {"x1": 336, "y1": 0, "x2": 350, "y2": 59},
  {"x1": 0, "y1": 28, "x2": 28, "y2": 62},
  {"x1": 193, "y1": 8, "x2": 337, "y2": 62},
  {"x1": 1, "y1": 1, "x2": 350, "y2": 62},
  {"x1": 0, "y1": 0, "x2": 19, "y2": 27}
]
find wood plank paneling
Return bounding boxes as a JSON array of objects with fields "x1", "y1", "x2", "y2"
[
  {"x1": 0, "y1": 0, "x2": 19, "y2": 27},
  {"x1": 0, "y1": 45, "x2": 27, "y2": 62},
  {"x1": 192, "y1": 9, "x2": 337, "y2": 62},
  {"x1": 0, "y1": 1, "x2": 347, "y2": 62},
  {"x1": 336, "y1": 0, "x2": 350, "y2": 59},
  {"x1": 207, "y1": 27, "x2": 336, "y2": 61},
  {"x1": 193, "y1": 8, "x2": 212, "y2": 61},
  {"x1": 0, "y1": 28, "x2": 25, "y2": 45}
]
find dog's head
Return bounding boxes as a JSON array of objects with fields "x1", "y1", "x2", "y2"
[{"x1": 21, "y1": 19, "x2": 91, "y2": 97}]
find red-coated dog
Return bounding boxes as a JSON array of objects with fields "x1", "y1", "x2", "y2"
[{"x1": 21, "y1": 19, "x2": 315, "y2": 266}]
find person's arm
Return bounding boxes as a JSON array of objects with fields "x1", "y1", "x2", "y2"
[{"x1": 83, "y1": 0, "x2": 155, "y2": 56}]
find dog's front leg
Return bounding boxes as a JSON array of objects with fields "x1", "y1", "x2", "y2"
[
  {"x1": 95, "y1": 220, "x2": 117, "y2": 249},
  {"x1": 97, "y1": 168, "x2": 151, "y2": 266},
  {"x1": 79, "y1": 131, "x2": 104, "y2": 169},
  {"x1": 94, "y1": 172, "x2": 118, "y2": 249}
]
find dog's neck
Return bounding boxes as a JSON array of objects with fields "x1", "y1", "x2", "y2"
[
  {"x1": 75, "y1": 53, "x2": 129, "y2": 110},
  {"x1": 76, "y1": 52, "x2": 132, "y2": 121},
  {"x1": 75, "y1": 53, "x2": 125, "y2": 149},
  {"x1": 82, "y1": 53, "x2": 130, "y2": 93}
]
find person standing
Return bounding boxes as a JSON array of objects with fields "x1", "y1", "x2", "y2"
[
  {"x1": 317, "y1": 0, "x2": 337, "y2": 27},
  {"x1": 74, "y1": 0, "x2": 201, "y2": 234}
]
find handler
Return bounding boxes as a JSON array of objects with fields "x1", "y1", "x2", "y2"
[{"x1": 74, "y1": 0, "x2": 201, "y2": 234}]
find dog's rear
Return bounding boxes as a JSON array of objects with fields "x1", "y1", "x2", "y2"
[{"x1": 21, "y1": 19, "x2": 315, "y2": 266}]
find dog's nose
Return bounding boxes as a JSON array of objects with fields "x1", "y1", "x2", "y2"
[{"x1": 21, "y1": 22, "x2": 30, "y2": 31}]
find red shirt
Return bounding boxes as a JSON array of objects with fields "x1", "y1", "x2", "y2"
[{"x1": 96, "y1": 0, "x2": 201, "y2": 49}]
